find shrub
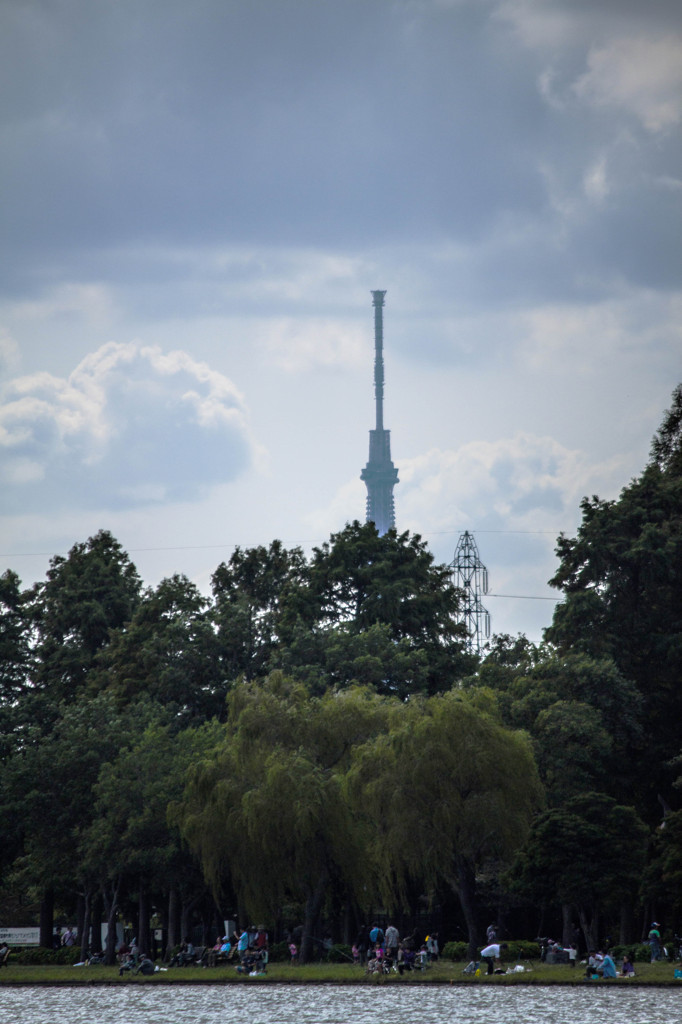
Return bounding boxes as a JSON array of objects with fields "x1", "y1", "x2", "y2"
[
  {"x1": 611, "y1": 943, "x2": 651, "y2": 963},
  {"x1": 13, "y1": 946, "x2": 82, "y2": 965},
  {"x1": 507, "y1": 941, "x2": 541, "y2": 961},
  {"x1": 442, "y1": 941, "x2": 468, "y2": 961},
  {"x1": 442, "y1": 939, "x2": 540, "y2": 962},
  {"x1": 267, "y1": 940, "x2": 290, "y2": 962}
]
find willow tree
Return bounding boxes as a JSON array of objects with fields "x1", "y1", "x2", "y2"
[
  {"x1": 347, "y1": 692, "x2": 544, "y2": 958},
  {"x1": 173, "y1": 674, "x2": 391, "y2": 961}
]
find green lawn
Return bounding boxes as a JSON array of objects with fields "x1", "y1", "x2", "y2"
[{"x1": 1, "y1": 960, "x2": 680, "y2": 986}]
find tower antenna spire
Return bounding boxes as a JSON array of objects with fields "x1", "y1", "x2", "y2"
[{"x1": 361, "y1": 290, "x2": 399, "y2": 534}]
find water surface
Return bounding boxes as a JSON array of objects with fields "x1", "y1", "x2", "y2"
[{"x1": 1, "y1": 983, "x2": 679, "y2": 1024}]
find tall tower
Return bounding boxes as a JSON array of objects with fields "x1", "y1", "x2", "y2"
[
  {"x1": 452, "y1": 531, "x2": 490, "y2": 655},
  {"x1": 361, "y1": 290, "x2": 399, "y2": 534}
]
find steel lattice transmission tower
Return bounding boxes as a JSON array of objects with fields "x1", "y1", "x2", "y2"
[
  {"x1": 452, "y1": 531, "x2": 491, "y2": 655},
  {"x1": 360, "y1": 290, "x2": 399, "y2": 534}
]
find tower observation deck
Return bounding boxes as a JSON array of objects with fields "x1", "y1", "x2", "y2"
[{"x1": 361, "y1": 290, "x2": 399, "y2": 534}]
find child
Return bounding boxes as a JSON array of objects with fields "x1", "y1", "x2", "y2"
[{"x1": 289, "y1": 941, "x2": 298, "y2": 965}]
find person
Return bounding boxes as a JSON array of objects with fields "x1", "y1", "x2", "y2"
[
  {"x1": 567, "y1": 943, "x2": 577, "y2": 968},
  {"x1": 384, "y1": 923, "x2": 399, "y2": 962},
  {"x1": 426, "y1": 932, "x2": 439, "y2": 961},
  {"x1": 621, "y1": 954, "x2": 635, "y2": 976},
  {"x1": 600, "y1": 950, "x2": 617, "y2": 978},
  {"x1": 649, "y1": 922, "x2": 662, "y2": 962},
  {"x1": 486, "y1": 922, "x2": 498, "y2": 944},
  {"x1": 584, "y1": 950, "x2": 599, "y2": 978},
  {"x1": 62, "y1": 926, "x2": 75, "y2": 947},
  {"x1": 288, "y1": 941, "x2": 298, "y2": 965},
  {"x1": 134, "y1": 954, "x2": 155, "y2": 976},
  {"x1": 480, "y1": 941, "x2": 507, "y2": 975},
  {"x1": 0, "y1": 942, "x2": 10, "y2": 967},
  {"x1": 354, "y1": 924, "x2": 370, "y2": 964},
  {"x1": 369, "y1": 923, "x2": 384, "y2": 947},
  {"x1": 237, "y1": 928, "x2": 250, "y2": 962}
]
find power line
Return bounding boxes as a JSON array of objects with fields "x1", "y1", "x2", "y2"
[{"x1": 0, "y1": 525, "x2": 570, "y2": 561}]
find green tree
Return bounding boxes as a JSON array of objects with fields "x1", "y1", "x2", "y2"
[
  {"x1": 211, "y1": 540, "x2": 306, "y2": 682},
  {"x1": 0, "y1": 570, "x2": 34, "y2": 759},
  {"x1": 277, "y1": 620, "x2": 431, "y2": 699},
  {"x1": 347, "y1": 692, "x2": 544, "y2": 959},
  {"x1": 280, "y1": 522, "x2": 470, "y2": 694},
  {"x1": 81, "y1": 718, "x2": 221, "y2": 961},
  {"x1": 465, "y1": 649, "x2": 643, "y2": 807},
  {"x1": 29, "y1": 531, "x2": 142, "y2": 716},
  {"x1": 512, "y1": 793, "x2": 649, "y2": 950},
  {"x1": 546, "y1": 388, "x2": 682, "y2": 814},
  {"x1": 174, "y1": 675, "x2": 391, "y2": 962},
  {"x1": 93, "y1": 573, "x2": 222, "y2": 724},
  {"x1": 3, "y1": 693, "x2": 145, "y2": 947}
]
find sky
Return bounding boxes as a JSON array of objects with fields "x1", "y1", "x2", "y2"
[{"x1": 1, "y1": 0, "x2": 680, "y2": 643}]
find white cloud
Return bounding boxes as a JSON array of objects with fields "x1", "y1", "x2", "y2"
[
  {"x1": 573, "y1": 35, "x2": 682, "y2": 132},
  {"x1": 583, "y1": 155, "x2": 609, "y2": 203},
  {"x1": 0, "y1": 328, "x2": 19, "y2": 372},
  {"x1": 0, "y1": 342, "x2": 257, "y2": 513},
  {"x1": 263, "y1": 317, "x2": 366, "y2": 373}
]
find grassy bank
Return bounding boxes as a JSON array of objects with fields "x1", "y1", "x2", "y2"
[{"x1": 1, "y1": 960, "x2": 681, "y2": 987}]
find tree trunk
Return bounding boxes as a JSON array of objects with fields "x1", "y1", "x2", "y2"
[
  {"x1": 561, "y1": 903, "x2": 573, "y2": 947},
  {"x1": 578, "y1": 905, "x2": 598, "y2": 954},
  {"x1": 454, "y1": 857, "x2": 478, "y2": 962},
  {"x1": 90, "y1": 891, "x2": 104, "y2": 952},
  {"x1": 138, "y1": 881, "x2": 150, "y2": 955},
  {"x1": 80, "y1": 890, "x2": 92, "y2": 961},
  {"x1": 166, "y1": 887, "x2": 179, "y2": 959},
  {"x1": 102, "y1": 876, "x2": 122, "y2": 966},
  {"x1": 299, "y1": 868, "x2": 329, "y2": 964},
  {"x1": 39, "y1": 889, "x2": 54, "y2": 948},
  {"x1": 620, "y1": 902, "x2": 635, "y2": 945},
  {"x1": 180, "y1": 892, "x2": 203, "y2": 945}
]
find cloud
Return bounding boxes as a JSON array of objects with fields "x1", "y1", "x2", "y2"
[
  {"x1": 309, "y1": 431, "x2": 631, "y2": 547},
  {"x1": 0, "y1": 342, "x2": 256, "y2": 514},
  {"x1": 573, "y1": 35, "x2": 682, "y2": 133}
]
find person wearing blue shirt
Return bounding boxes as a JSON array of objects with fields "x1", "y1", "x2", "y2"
[{"x1": 601, "y1": 951, "x2": 617, "y2": 978}]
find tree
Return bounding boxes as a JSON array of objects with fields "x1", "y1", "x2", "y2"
[
  {"x1": 0, "y1": 570, "x2": 34, "y2": 759},
  {"x1": 211, "y1": 540, "x2": 306, "y2": 682},
  {"x1": 29, "y1": 531, "x2": 142, "y2": 715},
  {"x1": 465, "y1": 648, "x2": 643, "y2": 807},
  {"x1": 3, "y1": 693, "x2": 145, "y2": 947},
  {"x1": 347, "y1": 691, "x2": 544, "y2": 958},
  {"x1": 81, "y1": 718, "x2": 221, "y2": 961},
  {"x1": 276, "y1": 620, "x2": 431, "y2": 699},
  {"x1": 546, "y1": 389, "x2": 682, "y2": 816},
  {"x1": 94, "y1": 573, "x2": 223, "y2": 724},
  {"x1": 280, "y1": 521, "x2": 471, "y2": 694},
  {"x1": 173, "y1": 675, "x2": 391, "y2": 961},
  {"x1": 512, "y1": 793, "x2": 648, "y2": 950}
]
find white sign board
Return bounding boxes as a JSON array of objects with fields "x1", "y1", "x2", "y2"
[{"x1": 0, "y1": 927, "x2": 40, "y2": 946}]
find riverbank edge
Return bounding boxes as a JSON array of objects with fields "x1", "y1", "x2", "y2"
[{"x1": 2, "y1": 977, "x2": 681, "y2": 988}]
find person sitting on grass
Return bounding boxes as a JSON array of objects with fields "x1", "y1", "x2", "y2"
[
  {"x1": 621, "y1": 954, "x2": 635, "y2": 976},
  {"x1": 600, "y1": 950, "x2": 617, "y2": 978}
]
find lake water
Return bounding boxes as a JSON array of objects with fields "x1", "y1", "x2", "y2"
[{"x1": 0, "y1": 983, "x2": 679, "y2": 1024}]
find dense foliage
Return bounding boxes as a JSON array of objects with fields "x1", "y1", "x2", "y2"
[{"x1": 1, "y1": 390, "x2": 681, "y2": 962}]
